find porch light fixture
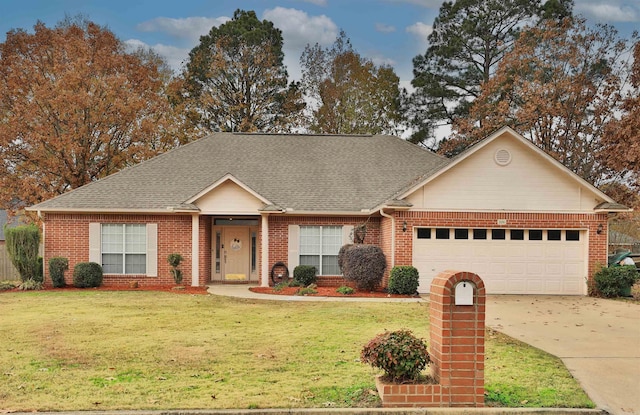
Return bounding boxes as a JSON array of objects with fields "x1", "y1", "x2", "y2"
[
  {"x1": 402, "y1": 221, "x2": 407, "y2": 232},
  {"x1": 597, "y1": 224, "x2": 603, "y2": 234}
]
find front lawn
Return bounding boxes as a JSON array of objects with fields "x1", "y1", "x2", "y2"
[{"x1": 0, "y1": 291, "x2": 593, "y2": 410}]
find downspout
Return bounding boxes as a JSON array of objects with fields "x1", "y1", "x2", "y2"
[{"x1": 379, "y1": 208, "x2": 395, "y2": 267}]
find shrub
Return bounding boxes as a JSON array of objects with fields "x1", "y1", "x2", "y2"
[
  {"x1": 388, "y1": 266, "x2": 420, "y2": 295},
  {"x1": 0, "y1": 281, "x2": 18, "y2": 291},
  {"x1": 19, "y1": 279, "x2": 43, "y2": 291},
  {"x1": 73, "y1": 262, "x2": 103, "y2": 288},
  {"x1": 296, "y1": 285, "x2": 318, "y2": 296},
  {"x1": 273, "y1": 280, "x2": 291, "y2": 292},
  {"x1": 336, "y1": 286, "x2": 355, "y2": 295},
  {"x1": 361, "y1": 330, "x2": 430, "y2": 382},
  {"x1": 594, "y1": 265, "x2": 638, "y2": 298},
  {"x1": 4, "y1": 224, "x2": 41, "y2": 282},
  {"x1": 49, "y1": 257, "x2": 69, "y2": 288},
  {"x1": 167, "y1": 253, "x2": 184, "y2": 284},
  {"x1": 293, "y1": 265, "x2": 317, "y2": 286},
  {"x1": 339, "y1": 244, "x2": 386, "y2": 291}
]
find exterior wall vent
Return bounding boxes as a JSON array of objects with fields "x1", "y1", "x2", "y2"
[{"x1": 494, "y1": 149, "x2": 512, "y2": 166}]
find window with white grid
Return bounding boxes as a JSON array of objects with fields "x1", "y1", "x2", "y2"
[
  {"x1": 299, "y1": 226, "x2": 342, "y2": 275},
  {"x1": 101, "y1": 224, "x2": 146, "y2": 274}
]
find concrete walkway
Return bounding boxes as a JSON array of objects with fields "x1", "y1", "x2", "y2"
[
  {"x1": 208, "y1": 285, "x2": 639, "y2": 415},
  {"x1": 207, "y1": 284, "x2": 424, "y2": 302}
]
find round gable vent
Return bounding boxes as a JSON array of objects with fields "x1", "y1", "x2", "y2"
[{"x1": 494, "y1": 149, "x2": 512, "y2": 166}]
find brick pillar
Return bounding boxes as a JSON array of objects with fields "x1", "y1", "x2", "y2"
[{"x1": 429, "y1": 270, "x2": 485, "y2": 407}]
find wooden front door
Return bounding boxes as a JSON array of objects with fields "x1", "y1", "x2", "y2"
[{"x1": 223, "y1": 227, "x2": 249, "y2": 281}]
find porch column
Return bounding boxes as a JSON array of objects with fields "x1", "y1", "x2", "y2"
[
  {"x1": 261, "y1": 214, "x2": 269, "y2": 287},
  {"x1": 191, "y1": 214, "x2": 199, "y2": 286}
]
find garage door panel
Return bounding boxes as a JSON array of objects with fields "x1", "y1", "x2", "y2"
[{"x1": 414, "y1": 229, "x2": 586, "y2": 295}]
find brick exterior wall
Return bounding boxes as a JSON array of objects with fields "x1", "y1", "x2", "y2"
[
  {"x1": 383, "y1": 211, "x2": 608, "y2": 289},
  {"x1": 267, "y1": 215, "x2": 381, "y2": 286},
  {"x1": 377, "y1": 270, "x2": 486, "y2": 408},
  {"x1": 43, "y1": 213, "x2": 196, "y2": 287},
  {"x1": 42, "y1": 210, "x2": 607, "y2": 291}
]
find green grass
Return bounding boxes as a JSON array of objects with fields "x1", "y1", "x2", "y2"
[{"x1": 0, "y1": 291, "x2": 593, "y2": 410}]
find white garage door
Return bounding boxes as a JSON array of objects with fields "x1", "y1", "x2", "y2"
[{"x1": 412, "y1": 228, "x2": 587, "y2": 295}]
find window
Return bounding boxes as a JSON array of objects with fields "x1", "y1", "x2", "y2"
[
  {"x1": 215, "y1": 231, "x2": 221, "y2": 273},
  {"x1": 547, "y1": 230, "x2": 562, "y2": 241},
  {"x1": 251, "y1": 231, "x2": 257, "y2": 272},
  {"x1": 566, "y1": 230, "x2": 580, "y2": 241},
  {"x1": 491, "y1": 229, "x2": 506, "y2": 240},
  {"x1": 417, "y1": 228, "x2": 431, "y2": 239},
  {"x1": 473, "y1": 229, "x2": 487, "y2": 240},
  {"x1": 510, "y1": 230, "x2": 524, "y2": 240},
  {"x1": 435, "y1": 228, "x2": 450, "y2": 239},
  {"x1": 529, "y1": 230, "x2": 543, "y2": 240},
  {"x1": 300, "y1": 226, "x2": 342, "y2": 275},
  {"x1": 454, "y1": 229, "x2": 469, "y2": 239},
  {"x1": 101, "y1": 224, "x2": 146, "y2": 274}
]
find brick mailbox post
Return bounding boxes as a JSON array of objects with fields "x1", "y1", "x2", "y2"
[{"x1": 377, "y1": 270, "x2": 486, "y2": 407}]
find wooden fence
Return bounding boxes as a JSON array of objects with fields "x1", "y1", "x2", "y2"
[{"x1": 0, "y1": 242, "x2": 20, "y2": 281}]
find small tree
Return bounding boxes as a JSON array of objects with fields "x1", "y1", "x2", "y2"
[
  {"x1": 168, "y1": 253, "x2": 184, "y2": 284},
  {"x1": 4, "y1": 224, "x2": 41, "y2": 282}
]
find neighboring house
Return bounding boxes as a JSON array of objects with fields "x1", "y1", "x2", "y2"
[{"x1": 28, "y1": 127, "x2": 630, "y2": 295}]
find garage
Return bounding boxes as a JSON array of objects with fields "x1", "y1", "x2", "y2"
[{"x1": 412, "y1": 227, "x2": 588, "y2": 295}]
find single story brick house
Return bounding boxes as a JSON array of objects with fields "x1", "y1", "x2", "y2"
[{"x1": 28, "y1": 127, "x2": 629, "y2": 294}]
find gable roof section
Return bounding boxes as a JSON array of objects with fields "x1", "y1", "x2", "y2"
[
  {"x1": 397, "y1": 126, "x2": 629, "y2": 212},
  {"x1": 29, "y1": 133, "x2": 449, "y2": 214}
]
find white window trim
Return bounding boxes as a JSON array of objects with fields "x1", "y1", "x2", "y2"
[
  {"x1": 299, "y1": 225, "x2": 343, "y2": 276},
  {"x1": 89, "y1": 223, "x2": 158, "y2": 276}
]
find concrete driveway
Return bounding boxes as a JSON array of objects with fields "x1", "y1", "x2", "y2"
[{"x1": 486, "y1": 296, "x2": 640, "y2": 415}]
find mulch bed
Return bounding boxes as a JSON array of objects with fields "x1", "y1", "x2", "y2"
[{"x1": 250, "y1": 285, "x2": 414, "y2": 298}]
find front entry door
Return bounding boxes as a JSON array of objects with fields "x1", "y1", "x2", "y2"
[{"x1": 223, "y1": 227, "x2": 249, "y2": 281}]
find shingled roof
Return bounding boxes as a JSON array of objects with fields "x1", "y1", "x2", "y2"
[{"x1": 29, "y1": 133, "x2": 449, "y2": 214}]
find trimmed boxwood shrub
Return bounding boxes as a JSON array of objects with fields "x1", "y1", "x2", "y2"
[
  {"x1": 594, "y1": 265, "x2": 638, "y2": 298},
  {"x1": 293, "y1": 265, "x2": 317, "y2": 286},
  {"x1": 361, "y1": 329, "x2": 430, "y2": 382},
  {"x1": 388, "y1": 266, "x2": 420, "y2": 295},
  {"x1": 339, "y1": 244, "x2": 386, "y2": 291},
  {"x1": 49, "y1": 257, "x2": 69, "y2": 288},
  {"x1": 73, "y1": 262, "x2": 103, "y2": 288}
]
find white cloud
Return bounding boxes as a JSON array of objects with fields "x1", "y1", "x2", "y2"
[
  {"x1": 263, "y1": 7, "x2": 338, "y2": 50},
  {"x1": 370, "y1": 54, "x2": 396, "y2": 68},
  {"x1": 263, "y1": 7, "x2": 339, "y2": 81},
  {"x1": 406, "y1": 22, "x2": 433, "y2": 45},
  {"x1": 575, "y1": 2, "x2": 639, "y2": 22},
  {"x1": 136, "y1": 16, "x2": 230, "y2": 43},
  {"x1": 375, "y1": 23, "x2": 396, "y2": 33},
  {"x1": 124, "y1": 39, "x2": 191, "y2": 73}
]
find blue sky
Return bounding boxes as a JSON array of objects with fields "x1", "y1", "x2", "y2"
[{"x1": 1, "y1": 0, "x2": 639, "y2": 89}]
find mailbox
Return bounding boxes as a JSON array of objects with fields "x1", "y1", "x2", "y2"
[{"x1": 455, "y1": 281, "x2": 474, "y2": 306}]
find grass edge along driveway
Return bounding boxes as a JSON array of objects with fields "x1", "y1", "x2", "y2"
[{"x1": 0, "y1": 291, "x2": 594, "y2": 410}]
